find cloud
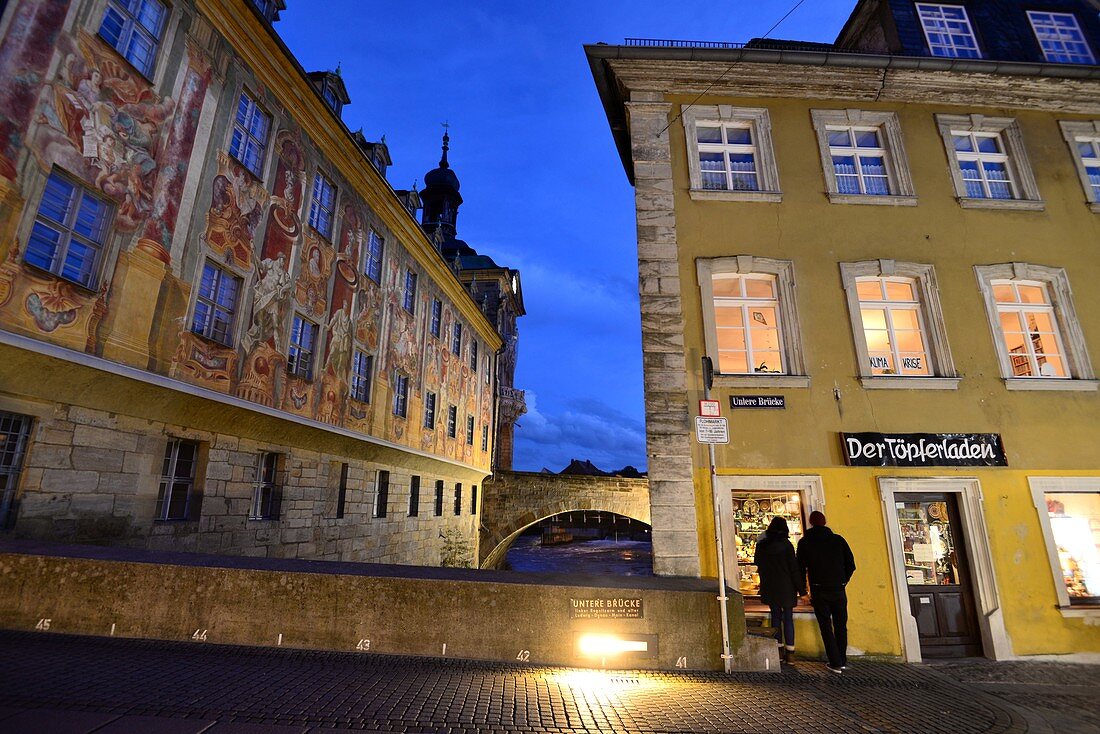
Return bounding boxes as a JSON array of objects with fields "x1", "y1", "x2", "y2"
[{"x1": 512, "y1": 391, "x2": 646, "y2": 473}]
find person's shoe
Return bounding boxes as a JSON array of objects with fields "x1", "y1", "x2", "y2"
[
  {"x1": 784, "y1": 646, "x2": 796, "y2": 662},
  {"x1": 826, "y1": 664, "x2": 843, "y2": 674},
  {"x1": 778, "y1": 647, "x2": 788, "y2": 663}
]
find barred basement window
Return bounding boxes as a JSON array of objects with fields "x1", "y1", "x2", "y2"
[
  {"x1": 228, "y1": 92, "x2": 271, "y2": 178},
  {"x1": 308, "y1": 171, "x2": 337, "y2": 239},
  {"x1": 287, "y1": 314, "x2": 318, "y2": 380},
  {"x1": 434, "y1": 479, "x2": 444, "y2": 516},
  {"x1": 191, "y1": 261, "x2": 241, "y2": 346},
  {"x1": 424, "y1": 392, "x2": 437, "y2": 429},
  {"x1": 26, "y1": 171, "x2": 112, "y2": 289},
  {"x1": 454, "y1": 483, "x2": 462, "y2": 516},
  {"x1": 335, "y1": 462, "x2": 348, "y2": 519},
  {"x1": 446, "y1": 405, "x2": 457, "y2": 438},
  {"x1": 466, "y1": 415, "x2": 475, "y2": 445},
  {"x1": 249, "y1": 452, "x2": 282, "y2": 520},
  {"x1": 98, "y1": 0, "x2": 168, "y2": 78},
  {"x1": 350, "y1": 351, "x2": 373, "y2": 403},
  {"x1": 409, "y1": 475, "x2": 420, "y2": 517},
  {"x1": 471, "y1": 485, "x2": 478, "y2": 515},
  {"x1": 430, "y1": 299, "x2": 442, "y2": 338},
  {"x1": 0, "y1": 411, "x2": 33, "y2": 529},
  {"x1": 374, "y1": 470, "x2": 389, "y2": 518},
  {"x1": 364, "y1": 229, "x2": 384, "y2": 283},
  {"x1": 156, "y1": 440, "x2": 201, "y2": 521}
]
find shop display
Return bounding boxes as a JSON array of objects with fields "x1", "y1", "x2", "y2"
[
  {"x1": 895, "y1": 500, "x2": 960, "y2": 586},
  {"x1": 1046, "y1": 492, "x2": 1100, "y2": 604},
  {"x1": 731, "y1": 491, "x2": 804, "y2": 597}
]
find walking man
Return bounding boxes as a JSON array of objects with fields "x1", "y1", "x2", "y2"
[{"x1": 796, "y1": 511, "x2": 856, "y2": 674}]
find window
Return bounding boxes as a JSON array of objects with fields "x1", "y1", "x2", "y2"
[
  {"x1": 481, "y1": 424, "x2": 489, "y2": 452},
  {"x1": 1028, "y1": 12, "x2": 1095, "y2": 65},
  {"x1": 403, "y1": 270, "x2": 417, "y2": 313},
  {"x1": 810, "y1": 110, "x2": 916, "y2": 205},
  {"x1": 451, "y1": 322, "x2": 463, "y2": 356},
  {"x1": 249, "y1": 452, "x2": 281, "y2": 520},
  {"x1": 98, "y1": 0, "x2": 167, "y2": 77},
  {"x1": 1059, "y1": 121, "x2": 1100, "y2": 212},
  {"x1": 0, "y1": 411, "x2": 33, "y2": 529},
  {"x1": 364, "y1": 229, "x2": 384, "y2": 283},
  {"x1": 470, "y1": 341, "x2": 478, "y2": 371},
  {"x1": 471, "y1": 485, "x2": 478, "y2": 516},
  {"x1": 228, "y1": 93, "x2": 271, "y2": 178},
  {"x1": 454, "y1": 483, "x2": 462, "y2": 516},
  {"x1": 915, "y1": 4, "x2": 981, "y2": 58},
  {"x1": 446, "y1": 406, "x2": 457, "y2": 438},
  {"x1": 484, "y1": 355, "x2": 492, "y2": 385},
  {"x1": 1030, "y1": 478, "x2": 1100, "y2": 611},
  {"x1": 681, "y1": 106, "x2": 780, "y2": 201},
  {"x1": 434, "y1": 479, "x2": 444, "y2": 516},
  {"x1": 156, "y1": 439, "x2": 200, "y2": 521},
  {"x1": 374, "y1": 470, "x2": 389, "y2": 519},
  {"x1": 430, "y1": 299, "x2": 442, "y2": 337},
  {"x1": 840, "y1": 261, "x2": 958, "y2": 389},
  {"x1": 350, "y1": 351, "x2": 373, "y2": 403},
  {"x1": 335, "y1": 462, "x2": 348, "y2": 519},
  {"x1": 191, "y1": 261, "x2": 241, "y2": 346},
  {"x1": 308, "y1": 172, "x2": 337, "y2": 239},
  {"x1": 250, "y1": 0, "x2": 281, "y2": 22},
  {"x1": 287, "y1": 315, "x2": 318, "y2": 380},
  {"x1": 975, "y1": 264, "x2": 1096, "y2": 390},
  {"x1": 393, "y1": 373, "x2": 409, "y2": 418},
  {"x1": 697, "y1": 257, "x2": 807, "y2": 386},
  {"x1": 26, "y1": 171, "x2": 112, "y2": 289},
  {"x1": 424, "y1": 392, "x2": 436, "y2": 429},
  {"x1": 936, "y1": 115, "x2": 1042, "y2": 210},
  {"x1": 466, "y1": 415, "x2": 475, "y2": 446},
  {"x1": 409, "y1": 475, "x2": 420, "y2": 517}
]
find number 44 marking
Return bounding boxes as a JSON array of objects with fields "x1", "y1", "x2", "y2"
[{"x1": 191, "y1": 629, "x2": 208, "y2": 642}]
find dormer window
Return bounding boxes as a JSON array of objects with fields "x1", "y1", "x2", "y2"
[
  {"x1": 306, "y1": 70, "x2": 350, "y2": 118},
  {"x1": 249, "y1": 0, "x2": 284, "y2": 22},
  {"x1": 1028, "y1": 12, "x2": 1095, "y2": 65}
]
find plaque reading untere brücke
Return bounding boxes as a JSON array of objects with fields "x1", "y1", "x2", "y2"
[{"x1": 569, "y1": 597, "x2": 644, "y2": 619}]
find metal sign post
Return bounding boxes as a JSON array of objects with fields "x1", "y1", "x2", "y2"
[{"x1": 700, "y1": 357, "x2": 733, "y2": 674}]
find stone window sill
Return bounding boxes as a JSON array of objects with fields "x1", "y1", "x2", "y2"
[
  {"x1": 713, "y1": 374, "x2": 810, "y2": 388},
  {"x1": 690, "y1": 189, "x2": 783, "y2": 203},
  {"x1": 1089, "y1": 202, "x2": 1100, "y2": 214},
  {"x1": 859, "y1": 376, "x2": 961, "y2": 390},
  {"x1": 1057, "y1": 605, "x2": 1100, "y2": 619},
  {"x1": 1004, "y1": 378, "x2": 1099, "y2": 391},
  {"x1": 957, "y1": 197, "x2": 1045, "y2": 212},
  {"x1": 827, "y1": 193, "x2": 918, "y2": 206}
]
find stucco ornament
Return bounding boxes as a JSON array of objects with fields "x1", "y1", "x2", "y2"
[{"x1": 245, "y1": 253, "x2": 292, "y2": 351}]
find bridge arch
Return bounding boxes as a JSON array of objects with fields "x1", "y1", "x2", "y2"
[{"x1": 479, "y1": 471, "x2": 650, "y2": 569}]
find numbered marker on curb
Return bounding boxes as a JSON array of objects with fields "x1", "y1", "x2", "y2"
[
  {"x1": 35, "y1": 618, "x2": 51, "y2": 631},
  {"x1": 191, "y1": 629, "x2": 208, "y2": 642},
  {"x1": 675, "y1": 656, "x2": 688, "y2": 668},
  {"x1": 355, "y1": 639, "x2": 371, "y2": 651},
  {"x1": 516, "y1": 649, "x2": 530, "y2": 662}
]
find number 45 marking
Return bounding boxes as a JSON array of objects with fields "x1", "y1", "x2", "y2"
[{"x1": 35, "y1": 618, "x2": 51, "y2": 631}]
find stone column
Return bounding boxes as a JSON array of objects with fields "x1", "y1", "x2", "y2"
[{"x1": 626, "y1": 92, "x2": 700, "y2": 577}]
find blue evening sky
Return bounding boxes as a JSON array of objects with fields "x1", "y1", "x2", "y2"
[{"x1": 277, "y1": 1, "x2": 855, "y2": 472}]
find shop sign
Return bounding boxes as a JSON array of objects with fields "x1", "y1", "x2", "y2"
[
  {"x1": 729, "y1": 395, "x2": 785, "y2": 409},
  {"x1": 842, "y1": 432, "x2": 1007, "y2": 467},
  {"x1": 570, "y1": 597, "x2": 644, "y2": 619}
]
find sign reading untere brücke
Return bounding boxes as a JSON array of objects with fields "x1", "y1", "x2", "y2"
[
  {"x1": 841, "y1": 433, "x2": 1007, "y2": 467},
  {"x1": 570, "y1": 597, "x2": 644, "y2": 619}
]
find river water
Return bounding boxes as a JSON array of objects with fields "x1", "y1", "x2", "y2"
[{"x1": 504, "y1": 535, "x2": 654, "y2": 576}]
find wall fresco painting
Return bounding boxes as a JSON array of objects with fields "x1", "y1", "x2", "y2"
[{"x1": 203, "y1": 152, "x2": 269, "y2": 269}]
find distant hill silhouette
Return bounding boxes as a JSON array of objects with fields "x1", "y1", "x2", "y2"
[{"x1": 558, "y1": 459, "x2": 646, "y2": 478}]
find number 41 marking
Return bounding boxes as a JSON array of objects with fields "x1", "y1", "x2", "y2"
[{"x1": 675, "y1": 656, "x2": 687, "y2": 668}]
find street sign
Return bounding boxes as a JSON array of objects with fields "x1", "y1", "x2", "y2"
[
  {"x1": 695, "y1": 416, "x2": 729, "y2": 444},
  {"x1": 729, "y1": 395, "x2": 785, "y2": 409},
  {"x1": 699, "y1": 399, "x2": 721, "y2": 417}
]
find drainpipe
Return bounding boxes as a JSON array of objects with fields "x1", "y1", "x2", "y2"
[{"x1": 702, "y1": 357, "x2": 733, "y2": 673}]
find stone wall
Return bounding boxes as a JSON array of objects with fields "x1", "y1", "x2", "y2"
[{"x1": 479, "y1": 470, "x2": 650, "y2": 568}]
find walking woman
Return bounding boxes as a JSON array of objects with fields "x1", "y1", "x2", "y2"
[{"x1": 754, "y1": 516, "x2": 804, "y2": 663}]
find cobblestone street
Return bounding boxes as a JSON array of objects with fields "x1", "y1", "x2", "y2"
[{"x1": 0, "y1": 632, "x2": 1097, "y2": 733}]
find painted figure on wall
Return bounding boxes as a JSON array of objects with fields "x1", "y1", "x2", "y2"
[
  {"x1": 294, "y1": 230, "x2": 333, "y2": 318},
  {"x1": 203, "y1": 153, "x2": 269, "y2": 268}
]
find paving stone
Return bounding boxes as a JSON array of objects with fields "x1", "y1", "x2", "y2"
[
  {"x1": 94, "y1": 714, "x2": 217, "y2": 732},
  {"x1": 0, "y1": 709, "x2": 120, "y2": 733}
]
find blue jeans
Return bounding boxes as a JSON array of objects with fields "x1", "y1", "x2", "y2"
[{"x1": 769, "y1": 604, "x2": 795, "y2": 648}]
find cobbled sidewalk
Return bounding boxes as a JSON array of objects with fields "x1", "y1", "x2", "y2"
[{"x1": 0, "y1": 631, "x2": 1096, "y2": 733}]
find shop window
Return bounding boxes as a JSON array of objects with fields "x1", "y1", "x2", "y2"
[
  {"x1": 733, "y1": 490, "x2": 805, "y2": 605},
  {"x1": 374, "y1": 470, "x2": 389, "y2": 519},
  {"x1": 287, "y1": 314, "x2": 318, "y2": 380},
  {"x1": 408, "y1": 475, "x2": 420, "y2": 517},
  {"x1": 191, "y1": 261, "x2": 241, "y2": 346},
  {"x1": 364, "y1": 229, "x2": 384, "y2": 283},
  {"x1": 350, "y1": 351, "x2": 373, "y2": 403},
  {"x1": 308, "y1": 171, "x2": 337, "y2": 239},
  {"x1": 0, "y1": 411, "x2": 34, "y2": 529},
  {"x1": 249, "y1": 452, "x2": 281, "y2": 520},
  {"x1": 1059, "y1": 121, "x2": 1100, "y2": 212},
  {"x1": 156, "y1": 439, "x2": 201, "y2": 521},
  {"x1": 1028, "y1": 12, "x2": 1095, "y2": 65},
  {"x1": 975, "y1": 264, "x2": 1095, "y2": 390},
  {"x1": 99, "y1": 0, "x2": 168, "y2": 78},
  {"x1": 26, "y1": 171, "x2": 112, "y2": 289},
  {"x1": 935, "y1": 115, "x2": 1042, "y2": 210},
  {"x1": 696, "y1": 257, "x2": 807, "y2": 386},
  {"x1": 681, "y1": 105, "x2": 780, "y2": 202},
  {"x1": 228, "y1": 92, "x2": 271, "y2": 178},
  {"x1": 895, "y1": 499, "x2": 963, "y2": 586},
  {"x1": 840, "y1": 261, "x2": 958, "y2": 388},
  {"x1": 1030, "y1": 478, "x2": 1100, "y2": 610},
  {"x1": 810, "y1": 110, "x2": 916, "y2": 205},
  {"x1": 915, "y1": 4, "x2": 981, "y2": 58}
]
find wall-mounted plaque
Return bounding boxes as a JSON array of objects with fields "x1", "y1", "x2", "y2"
[
  {"x1": 570, "y1": 597, "x2": 644, "y2": 619},
  {"x1": 729, "y1": 395, "x2": 785, "y2": 409},
  {"x1": 842, "y1": 432, "x2": 1007, "y2": 467}
]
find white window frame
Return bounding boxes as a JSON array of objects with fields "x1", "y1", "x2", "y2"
[
  {"x1": 98, "y1": 0, "x2": 169, "y2": 78},
  {"x1": 364, "y1": 229, "x2": 384, "y2": 283},
  {"x1": 974, "y1": 263, "x2": 1096, "y2": 391},
  {"x1": 810, "y1": 110, "x2": 916, "y2": 206},
  {"x1": 1028, "y1": 477, "x2": 1100, "y2": 618},
  {"x1": 840, "y1": 260, "x2": 958, "y2": 389},
  {"x1": 935, "y1": 115, "x2": 1042, "y2": 211},
  {"x1": 430, "y1": 298, "x2": 442, "y2": 337},
  {"x1": 446, "y1": 405, "x2": 457, "y2": 439},
  {"x1": 1059, "y1": 121, "x2": 1100, "y2": 213},
  {"x1": 392, "y1": 372, "x2": 409, "y2": 418},
  {"x1": 228, "y1": 91, "x2": 271, "y2": 179},
  {"x1": 249, "y1": 451, "x2": 280, "y2": 521},
  {"x1": 308, "y1": 171, "x2": 337, "y2": 239},
  {"x1": 190, "y1": 260, "x2": 242, "y2": 347},
  {"x1": 156, "y1": 439, "x2": 199, "y2": 521},
  {"x1": 424, "y1": 391, "x2": 437, "y2": 429},
  {"x1": 451, "y1": 322, "x2": 463, "y2": 356},
  {"x1": 915, "y1": 3, "x2": 982, "y2": 59},
  {"x1": 350, "y1": 350, "x2": 373, "y2": 403},
  {"x1": 466, "y1": 415, "x2": 475, "y2": 446},
  {"x1": 403, "y1": 269, "x2": 417, "y2": 313},
  {"x1": 26, "y1": 170, "x2": 113, "y2": 290},
  {"x1": 1027, "y1": 11, "x2": 1096, "y2": 65},
  {"x1": 681, "y1": 106, "x2": 781, "y2": 202},
  {"x1": 696, "y1": 256, "x2": 807, "y2": 387},
  {"x1": 287, "y1": 313, "x2": 318, "y2": 380}
]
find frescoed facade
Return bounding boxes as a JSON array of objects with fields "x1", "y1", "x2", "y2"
[
  {"x1": 588, "y1": 0, "x2": 1099, "y2": 661},
  {"x1": 0, "y1": 0, "x2": 501, "y2": 567}
]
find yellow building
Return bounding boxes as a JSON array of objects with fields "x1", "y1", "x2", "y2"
[
  {"x1": 588, "y1": 0, "x2": 1100, "y2": 661},
  {"x1": 0, "y1": 0, "x2": 502, "y2": 566}
]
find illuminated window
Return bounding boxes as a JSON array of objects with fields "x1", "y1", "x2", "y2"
[
  {"x1": 156, "y1": 439, "x2": 200, "y2": 521},
  {"x1": 1030, "y1": 478, "x2": 1100, "y2": 610},
  {"x1": 936, "y1": 115, "x2": 1042, "y2": 209},
  {"x1": 350, "y1": 351, "x2": 373, "y2": 403},
  {"x1": 855, "y1": 278, "x2": 930, "y2": 376},
  {"x1": 916, "y1": 3, "x2": 981, "y2": 58},
  {"x1": 1028, "y1": 12, "x2": 1095, "y2": 65},
  {"x1": 191, "y1": 261, "x2": 241, "y2": 346},
  {"x1": 287, "y1": 314, "x2": 318, "y2": 380},
  {"x1": 26, "y1": 171, "x2": 112, "y2": 289},
  {"x1": 99, "y1": 0, "x2": 167, "y2": 77},
  {"x1": 364, "y1": 229, "x2": 384, "y2": 283},
  {"x1": 681, "y1": 106, "x2": 781, "y2": 201},
  {"x1": 308, "y1": 172, "x2": 337, "y2": 239},
  {"x1": 991, "y1": 281, "x2": 1067, "y2": 379},
  {"x1": 1059, "y1": 121, "x2": 1100, "y2": 211},
  {"x1": 249, "y1": 452, "x2": 281, "y2": 520},
  {"x1": 228, "y1": 93, "x2": 271, "y2": 178}
]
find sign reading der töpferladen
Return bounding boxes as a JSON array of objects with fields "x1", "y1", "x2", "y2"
[{"x1": 842, "y1": 432, "x2": 1007, "y2": 467}]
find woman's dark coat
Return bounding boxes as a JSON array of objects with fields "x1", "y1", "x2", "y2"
[{"x1": 754, "y1": 531, "x2": 804, "y2": 608}]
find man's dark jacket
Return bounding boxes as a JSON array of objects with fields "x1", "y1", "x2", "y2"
[{"x1": 796, "y1": 525, "x2": 856, "y2": 588}]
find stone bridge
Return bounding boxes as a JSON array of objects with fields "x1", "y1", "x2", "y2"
[{"x1": 479, "y1": 470, "x2": 650, "y2": 569}]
